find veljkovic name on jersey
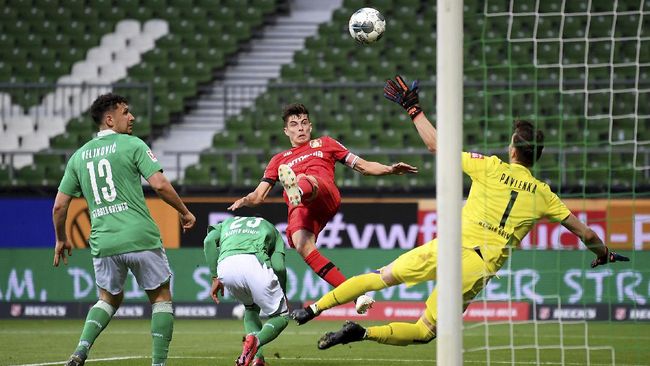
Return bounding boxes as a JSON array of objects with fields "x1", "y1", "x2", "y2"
[{"x1": 81, "y1": 142, "x2": 117, "y2": 160}]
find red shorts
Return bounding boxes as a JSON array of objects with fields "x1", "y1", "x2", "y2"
[{"x1": 285, "y1": 176, "x2": 341, "y2": 248}]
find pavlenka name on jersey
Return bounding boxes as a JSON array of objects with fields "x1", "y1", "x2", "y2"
[
  {"x1": 81, "y1": 142, "x2": 117, "y2": 160},
  {"x1": 223, "y1": 228, "x2": 260, "y2": 238},
  {"x1": 499, "y1": 173, "x2": 538, "y2": 193},
  {"x1": 91, "y1": 202, "x2": 129, "y2": 219},
  {"x1": 286, "y1": 150, "x2": 324, "y2": 168},
  {"x1": 478, "y1": 220, "x2": 512, "y2": 240}
]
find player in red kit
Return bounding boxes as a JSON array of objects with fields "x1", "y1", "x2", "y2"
[{"x1": 229, "y1": 103, "x2": 417, "y2": 313}]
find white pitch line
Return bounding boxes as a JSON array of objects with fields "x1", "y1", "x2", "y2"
[
  {"x1": 9, "y1": 355, "x2": 648, "y2": 366},
  {"x1": 3, "y1": 328, "x2": 649, "y2": 341}
]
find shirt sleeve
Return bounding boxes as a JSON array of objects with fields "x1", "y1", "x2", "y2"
[
  {"x1": 326, "y1": 136, "x2": 351, "y2": 162},
  {"x1": 544, "y1": 190, "x2": 572, "y2": 222},
  {"x1": 203, "y1": 224, "x2": 222, "y2": 278},
  {"x1": 58, "y1": 154, "x2": 82, "y2": 197},
  {"x1": 262, "y1": 154, "x2": 279, "y2": 184},
  {"x1": 462, "y1": 152, "x2": 500, "y2": 180},
  {"x1": 133, "y1": 138, "x2": 162, "y2": 179}
]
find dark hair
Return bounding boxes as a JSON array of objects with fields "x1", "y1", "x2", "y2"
[
  {"x1": 90, "y1": 93, "x2": 129, "y2": 125},
  {"x1": 282, "y1": 103, "x2": 309, "y2": 126},
  {"x1": 512, "y1": 119, "x2": 544, "y2": 167}
]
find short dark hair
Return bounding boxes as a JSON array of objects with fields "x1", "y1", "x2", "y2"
[
  {"x1": 512, "y1": 119, "x2": 544, "y2": 167},
  {"x1": 282, "y1": 103, "x2": 309, "y2": 126},
  {"x1": 90, "y1": 93, "x2": 129, "y2": 125}
]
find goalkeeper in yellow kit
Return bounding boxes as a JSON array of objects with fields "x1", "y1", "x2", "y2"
[{"x1": 290, "y1": 76, "x2": 630, "y2": 349}]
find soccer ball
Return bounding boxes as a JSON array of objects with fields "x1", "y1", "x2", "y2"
[
  {"x1": 232, "y1": 304, "x2": 245, "y2": 320},
  {"x1": 348, "y1": 7, "x2": 386, "y2": 44}
]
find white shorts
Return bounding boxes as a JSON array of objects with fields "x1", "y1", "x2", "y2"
[
  {"x1": 93, "y1": 248, "x2": 172, "y2": 295},
  {"x1": 217, "y1": 254, "x2": 287, "y2": 316}
]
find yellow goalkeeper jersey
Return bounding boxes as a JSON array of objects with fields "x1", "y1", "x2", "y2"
[{"x1": 461, "y1": 152, "x2": 571, "y2": 267}]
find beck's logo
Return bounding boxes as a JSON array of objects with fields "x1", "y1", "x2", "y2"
[{"x1": 310, "y1": 139, "x2": 323, "y2": 148}]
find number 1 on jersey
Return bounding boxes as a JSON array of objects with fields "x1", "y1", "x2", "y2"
[{"x1": 499, "y1": 190, "x2": 519, "y2": 229}]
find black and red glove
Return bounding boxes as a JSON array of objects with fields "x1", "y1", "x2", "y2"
[
  {"x1": 383, "y1": 75, "x2": 422, "y2": 120},
  {"x1": 590, "y1": 247, "x2": 630, "y2": 268}
]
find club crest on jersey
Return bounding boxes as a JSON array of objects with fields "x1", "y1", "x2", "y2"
[
  {"x1": 310, "y1": 139, "x2": 323, "y2": 148},
  {"x1": 147, "y1": 149, "x2": 158, "y2": 162},
  {"x1": 470, "y1": 152, "x2": 484, "y2": 159}
]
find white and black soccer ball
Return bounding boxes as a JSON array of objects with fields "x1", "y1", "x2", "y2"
[{"x1": 348, "y1": 7, "x2": 386, "y2": 44}]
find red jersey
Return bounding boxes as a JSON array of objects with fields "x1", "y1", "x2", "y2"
[{"x1": 262, "y1": 136, "x2": 356, "y2": 186}]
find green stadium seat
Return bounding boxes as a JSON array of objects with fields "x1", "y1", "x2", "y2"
[
  {"x1": 152, "y1": 104, "x2": 170, "y2": 127},
  {"x1": 86, "y1": 20, "x2": 112, "y2": 36},
  {"x1": 562, "y1": 16, "x2": 586, "y2": 39},
  {"x1": 341, "y1": 129, "x2": 371, "y2": 149},
  {"x1": 184, "y1": 164, "x2": 214, "y2": 186},
  {"x1": 195, "y1": 18, "x2": 221, "y2": 34},
  {"x1": 15, "y1": 165, "x2": 46, "y2": 186},
  {"x1": 226, "y1": 115, "x2": 254, "y2": 133},
  {"x1": 212, "y1": 131, "x2": 240, "y2": 149}
]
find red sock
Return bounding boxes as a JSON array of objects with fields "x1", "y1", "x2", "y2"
[
  {"x1": 297, "y1": 177, "x2": 314, "y2": 204},
  {"x1": 304, "y1": 250, "x2": 346, "y2": 287}
]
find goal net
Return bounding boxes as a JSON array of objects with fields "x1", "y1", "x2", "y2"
[{"x1": 461, "y1": 0, "x2": 649, "y2": 364}]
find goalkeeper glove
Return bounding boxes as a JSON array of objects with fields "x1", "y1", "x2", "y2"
[
  {"x1": 590, "y1": 247, "x2": 630, "y2": 268},
  {"x1": 383, "y1": 75, "x2": 423, "y2": 120}
]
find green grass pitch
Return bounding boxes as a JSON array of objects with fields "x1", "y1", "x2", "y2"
[{"x1": 1, "y1": 319, "x2": 648, "y2": 365}]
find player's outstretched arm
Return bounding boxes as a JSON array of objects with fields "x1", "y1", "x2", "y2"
[
  {"x1": 561, "y1": 213, "x2": 630, "y2": 267},
  {"x1": 148, "y1": 172, "x2": 196, "y2": 232},
  {"x1": 352, "y1": 158, "x2": 418, "y2": 176},
  {"x1": 383, "y1": 75, "x2": 438, "y2": 153},
  {"x1": 52, "y1": 191, "x2": 74, "y2": 266},
  {"x1": 228, "y1": 181, "x2": 273, "y2": 211}
]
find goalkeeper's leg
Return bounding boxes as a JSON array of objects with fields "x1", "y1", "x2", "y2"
[{"x1": 365, "y1": 317, "x2": 436, "y2": 346}]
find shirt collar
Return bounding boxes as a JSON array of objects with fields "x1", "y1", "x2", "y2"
[
  {"x1": 97, "y1": 129, "x2": 117, "y2": 137},
  {"x1": 511, "y1": 162, "x2": 531, "y2": 173}
]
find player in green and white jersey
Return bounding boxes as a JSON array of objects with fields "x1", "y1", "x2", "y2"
[
  {"x1": 52, "y1": 93, "x2": 196, "y2": 366},
  {"x1": 204, "y1": 216, "x2": 289, "y2": 366}
]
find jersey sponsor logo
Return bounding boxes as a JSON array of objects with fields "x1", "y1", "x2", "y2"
[
  {"x1": 470, "y1": 152, "x2": 484, "y2": 159},
  {"x1": 147, "y1": 149, "x2": 158, "y2": 162},
  {"x1": 282, "y1": 151, "x2": 292, "y2": 157},
  {"x1": 286, "y1": 150, "x2": 324, "y2": 168},
  {"x1": 90, "y1": 202, "x2": 129, "y2": 219},
  {"x1": 309, "y1": 138, "x2": 323, "y2": 148}
]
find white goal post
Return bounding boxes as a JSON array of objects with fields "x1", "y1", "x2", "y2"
[{"x1": 436, "y1": 0, "x2": 464, "y2": 365}]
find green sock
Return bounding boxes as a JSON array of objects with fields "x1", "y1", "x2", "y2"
[
  {"x1": 256, "y1": 315, "x2": 289, "y2": 346},
  {"x1": 74, "y1": 300, "x2": 115, "y2": 355},
  {"x1": 244, "y1": 305, "x2": 264, "y2": 359},
  {"x1": 151, "y1": 301, "x2": 174, "y2": 366}
]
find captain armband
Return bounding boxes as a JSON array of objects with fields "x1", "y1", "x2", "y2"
[{"x1": 343, "y1": 153, "x2": 360, "y2": 169}]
